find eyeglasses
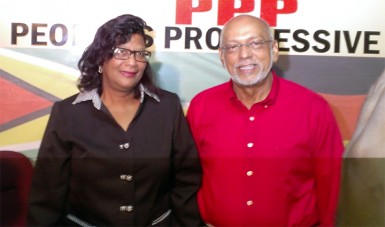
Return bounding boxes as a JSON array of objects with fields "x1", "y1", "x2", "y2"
[
  {"x1": 112, "y1": 46, "x2": 151, "y2": 62},
  {"x1": 221, "y1": 40, "x2": 273, "y2": 54}
]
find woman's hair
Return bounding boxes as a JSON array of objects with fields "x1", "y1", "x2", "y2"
[{"x1": 77, "y1": 14, "x2": 158, "y2": 98}]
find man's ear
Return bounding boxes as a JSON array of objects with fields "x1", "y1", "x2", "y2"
[
  {"x1": 219, "y1": 49, "x2": 225, "y2": 68},
  {"x1": 272, "y1": 40, "x2": 280, "y2": 63}
]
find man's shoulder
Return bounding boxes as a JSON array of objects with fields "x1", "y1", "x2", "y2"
[
  {"x1": 279, "y1": 76, "x2": 326, "y2": 101},
  {"x1": 193, "y1": 81, "x2": 230, "y2": 101},
  {"x1": 279, "y1": 76, "x2": 311, "y2": 91},
  {"x1": 276, "y1": 77, "x2": 333, "y2": 113}
]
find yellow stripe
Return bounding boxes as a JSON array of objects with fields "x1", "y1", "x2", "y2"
[
  {"x1": 0, "y1": 115, "x2": 49, "y2": 147},
  {"x1": 0, "y1": 55, "x2": 78, "y2": 99}
]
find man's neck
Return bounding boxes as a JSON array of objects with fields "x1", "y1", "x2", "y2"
[{"x1": 233, "y1": 74, "x2": 273, "y2": 109}]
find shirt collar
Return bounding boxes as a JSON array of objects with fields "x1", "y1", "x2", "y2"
[
  {"x1": 72, "y1": 83, "x2": 160, "y2": 110},
  {"x1": 263, "y1": 71, "x2": 279, "y2": 106},
  {"x1": 228, "y1": 71, "x2": 280, "y2": 106}
]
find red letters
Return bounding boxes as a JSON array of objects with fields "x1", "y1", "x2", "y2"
[
  {"x1": 176, "y1": 0, "x2": 212, "y2": 24},
  {"x1": 261, "y1": 0, "x2": 297, "y2": 26},
  {"x1": 218, "y1": 0, "x2": 254, "y2": 25},
  {"x1": 175, "y1": 0, "x2": 298, "y2": 26}
]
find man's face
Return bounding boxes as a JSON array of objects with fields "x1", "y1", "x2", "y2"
[{"x1": 219, "y1": 17, "x2": 279, "y2": 86}]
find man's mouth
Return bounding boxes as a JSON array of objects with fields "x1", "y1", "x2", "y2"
[
  {"x1": 237, "y1": 64, "x2": 258, "y2": 74},
  {"x1": 239, "y1": 64, "x2": 256, "y2": 70}
]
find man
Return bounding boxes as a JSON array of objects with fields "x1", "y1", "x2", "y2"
[
  {"x1": 337, "y1": 69, "x2": 385, "y2": 226},
  {"x1": 187, "y1": 15, "x2": 344, "y2": 226}
]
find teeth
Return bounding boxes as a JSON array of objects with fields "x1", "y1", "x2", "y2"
[{"x1": 239, "y1": 65, "x2": 254, "y2": 70}]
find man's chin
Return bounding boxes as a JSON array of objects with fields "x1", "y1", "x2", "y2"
[
  {"x1": 231, "y1": 75, "x2": 265, "y2": 87},
  {"x1": 231, "y1": 78, "x2": 259, "y2": 87},
  {"x1": 233, "y1": 70, "x2": 272, "y2": 86}
]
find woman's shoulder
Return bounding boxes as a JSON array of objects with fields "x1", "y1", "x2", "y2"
[
  {"x1": 156, "y1": 88, "x2": 181, "y2": 103},
  {"x1": 53, "y1": 93, "x2": 79, "y2": 107}
]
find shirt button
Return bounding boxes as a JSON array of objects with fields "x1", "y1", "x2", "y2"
[
  {"x1": 120, "y1": 205, "x2": 134, "y2": 212},
  {"x1": 120, "y1": 175, "x2": 133, "y2": 181},
  {"x1": 246, "y1": 171, "x2": 253, "y2": 176},
  {"x1": 249, "y1": 116, "x2": 255, "y2": 121},
  {"x1": 246, "y1": 200, "x2": 253, "y2": 206},
  {"x1": 119, "y1": 142, "x2": 130, "y2": 149},
  {"x1": 247, "y1": 142, "x2": 254, "y2": 148},
  {"x1": 264, "y1": 105, "x2": 268, "y2": 108}
]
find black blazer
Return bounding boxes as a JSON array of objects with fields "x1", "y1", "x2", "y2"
[{"x1": 28, "y1": 89, "x2": 203, "y2": 226}]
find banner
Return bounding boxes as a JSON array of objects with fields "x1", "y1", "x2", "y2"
[{"x1": 1, "y1": 0, "x2": 384, "y2": 158}]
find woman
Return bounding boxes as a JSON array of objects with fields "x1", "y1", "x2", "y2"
[{"x1": 28, "y1": 14, "x2": 203, "y2": 226}]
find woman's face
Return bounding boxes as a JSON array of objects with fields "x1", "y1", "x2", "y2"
[{"x1": 101, "y1": 33, "x2": 148, "y2": 94}]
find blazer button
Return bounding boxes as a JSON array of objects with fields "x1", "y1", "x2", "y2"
[
  {"x1": 119, "y1": 142, "x2": 130, "y2": 149},
  {"x1": 120, "y1": 205, "x2": 134, "y2": 212},
  {"x1": 120, "y1": 175, "x2": 133, "y2": 181}
]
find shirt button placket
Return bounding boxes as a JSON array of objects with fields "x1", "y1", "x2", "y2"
[{"x1": 118, "y1": 139, "x2": 133, "y2": 218}]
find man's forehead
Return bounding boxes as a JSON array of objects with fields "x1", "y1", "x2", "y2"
[
  {"x1": 222, "y1": 25, "x2": 267, "y2": 42},
  {"x1": 224, "y1": 18, "x2": 267, "y2": 33}
]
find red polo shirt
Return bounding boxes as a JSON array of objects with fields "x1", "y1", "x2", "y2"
[{"x1": 187, "y1": 72, "x2": 343, "y2": 227}]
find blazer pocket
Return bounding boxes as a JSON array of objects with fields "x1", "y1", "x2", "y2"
[{"x1": 151, "y1": 209, "x2": 171, "y2": 225}]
